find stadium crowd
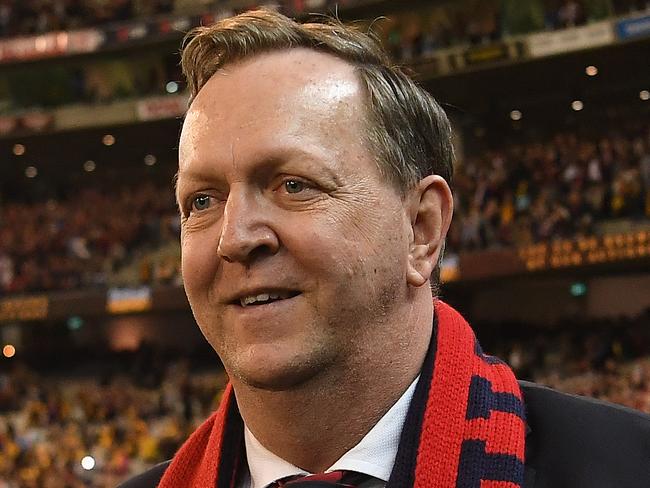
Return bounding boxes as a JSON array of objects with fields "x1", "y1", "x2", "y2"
[
  {"x1": 0, "y1": 181, "x2": 181, "y2": 294},
  {"x1": 0, "y1": 0, "x2": 346, "y2": 39},
  {"x1": 481, "y1": 309, "x2": 650, "y2": 412},
  {"x1": 0, "y1": 0, "x2": 649, "y2": 45},
  {"x1": 378, "y1": 0, "x2": 650, "y2": 61},
  {"x1": 0, "y1": 310, "x2": 648, "y2": 487},
  {"x1": 2, "y1": 0, "x2": 650, "y2": 115},
  {"x1": 0, "y1": 354, "x2": 227, "y2": 488},
  {"x1": 448, "y1": 123, "x2": 650, "y2": 251},
  {"x1": 0, "y1": 0, "x2": 174, "y2": 38},
  {"x1": 2, "y1": 121, "x2": 648, "y2": 294}
]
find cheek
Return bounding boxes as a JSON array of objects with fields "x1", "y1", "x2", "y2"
[
  {"x1": 181, "y1": 229, "x2": 218, "y2": 295},
  {"x1": 283, "y1": 211, "x2": 407, "y2": 283},
  {"x1": 281, "y1": 221, "x2": 351, "y2": 273}
]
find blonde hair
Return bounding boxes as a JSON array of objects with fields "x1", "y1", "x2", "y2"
[{"x1": 180, "y1": 9, "x2": 454, "y2": 191}]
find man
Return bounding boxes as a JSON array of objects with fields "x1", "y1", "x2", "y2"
[{"x1": 121, "y1": 9, "x2": 650, "y2": 488}]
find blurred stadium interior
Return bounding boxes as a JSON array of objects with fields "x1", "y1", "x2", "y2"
[{"x1": 0, "y1": 0, "x2": 649, "y2": 486}]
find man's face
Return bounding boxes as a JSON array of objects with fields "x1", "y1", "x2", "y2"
[{"x1": 177, "y1": 49, "x2": 414, "y2": 390}]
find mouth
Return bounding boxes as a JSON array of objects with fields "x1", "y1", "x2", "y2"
[{"x1": 234, "y1": 290, "x2": 301, "y2": 308}]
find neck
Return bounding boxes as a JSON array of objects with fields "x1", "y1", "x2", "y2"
[{"x1": 231, "y1": 294, "x2": 433, "y2": 473}]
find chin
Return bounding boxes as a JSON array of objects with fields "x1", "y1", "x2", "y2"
[
  {"x1": 232, "y1": 362, "x2": 324, "y2": 391},
  {"x1": 228, "y1": 344, "x2": 333, "y2": 391}
]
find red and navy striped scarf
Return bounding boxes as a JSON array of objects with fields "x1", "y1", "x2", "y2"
[{"x1": 158, "y1": 300, "x2": 526, "y2": 487}]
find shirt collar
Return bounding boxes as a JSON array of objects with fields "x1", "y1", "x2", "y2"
[{"x1": 244, "y1": 377, "x2": 419, "y2": 488}]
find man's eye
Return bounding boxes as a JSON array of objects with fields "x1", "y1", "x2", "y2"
[
  {"x1": 191, "y1": 195, "x2": 212, "y2": 211},
  {"x1": 284, "y1": 180, "x2": 305, "y2": 194}
]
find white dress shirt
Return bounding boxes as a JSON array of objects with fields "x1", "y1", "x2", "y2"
[{"x1": 239, "y1": 378, "x2": 419, "y2": 488}]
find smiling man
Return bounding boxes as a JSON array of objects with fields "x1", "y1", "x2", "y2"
[
  {"x1": 176, "y1": 46, "x2": 440, "y2": 406},
  {"x1": 121, "y1": 9, "x2": 650, "y2": 488}
]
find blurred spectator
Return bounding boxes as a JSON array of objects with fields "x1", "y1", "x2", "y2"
[
  {"x1": 557, "y1": 0, "x2": 586, "y2": 28},
  {"x1": 501, "y1": 0, "x2": 546, "y2": 36},
  {"x1": 584, "y1": 0, "x2": 614, "y2": 21}
]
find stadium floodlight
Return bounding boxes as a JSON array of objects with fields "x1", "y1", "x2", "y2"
[
  {"x1": 571, "y1": 100, "x2": 584, "y2": 111},
  {"x1": 2, "y1": 345, "x2": 15, "y2": 358},
  {"x1": 102, "y1": 134, "x2": 116, "y2": 146},
  {"x1": 81, "y1": 456, "x2": 95, "y2": 470},
  {"x1": 510, "y1": 110, "x2": 522, "y2": 121}
]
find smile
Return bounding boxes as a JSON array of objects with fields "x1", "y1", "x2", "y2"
[{"x1": 238, "y1": 290, "x2": 300, "y2": 307}]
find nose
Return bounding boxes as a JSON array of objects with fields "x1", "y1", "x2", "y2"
[{"x1": 217, "y1": 186, "x2": 280, "y2": 263}]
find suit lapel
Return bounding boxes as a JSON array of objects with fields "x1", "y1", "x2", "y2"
[
  {"x1": 523, "y1": 465, "x2": 536, "y2": 488},
  {"x1": 523, "y1": 422, "x2": 535, "y2": 488}
]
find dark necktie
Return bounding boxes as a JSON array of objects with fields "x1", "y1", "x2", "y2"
[{"x1": 271, "y1": 470, "x2": 370, "y2": 487}]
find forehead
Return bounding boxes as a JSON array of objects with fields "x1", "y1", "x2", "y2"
[{"x1": 178, "y1": 48, "x2": 368, "y2": 175}]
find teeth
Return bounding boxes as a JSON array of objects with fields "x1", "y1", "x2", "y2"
[
  {"x1": 239, "y1": 291, "x2": 293, "y2": 307},
  {"x1": 242, "y1": 293, "x2": 269, "y2": 306}
]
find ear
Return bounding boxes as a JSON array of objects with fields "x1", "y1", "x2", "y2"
[{"x1": 406, "y1": 175, "x2": 453, "y2": 287}]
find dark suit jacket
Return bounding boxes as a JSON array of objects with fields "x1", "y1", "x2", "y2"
[{"x1": 120, "y1": 381, "x2": 650, "y2": 488}]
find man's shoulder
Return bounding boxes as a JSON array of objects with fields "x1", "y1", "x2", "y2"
[
  {"x1": 520, "y1": 380, "x2": 650, "y2": 488},
  {"x1": 520, "y1": 379, "x2": 650, "y2": 432},
  {"x1": 117, "y1": 460, "x2": 171, "y2": 488}
]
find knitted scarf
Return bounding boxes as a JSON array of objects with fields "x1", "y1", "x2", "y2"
[{"x1": 158, "y1": 300, "x2": 526, "y2": 488}]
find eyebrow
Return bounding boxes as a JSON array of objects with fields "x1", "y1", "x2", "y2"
[{"x1": 176, "y1": 146, "x2": 343, "y2": 189}]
